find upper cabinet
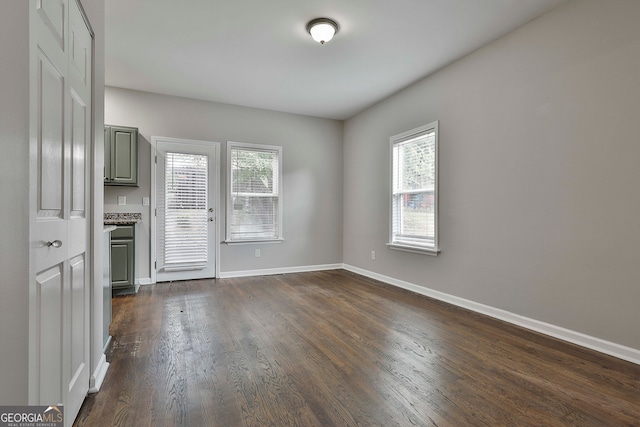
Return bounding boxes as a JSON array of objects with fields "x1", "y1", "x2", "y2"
[{"x1": 105, "y1": 125, "x2": 138, "y2": 186}]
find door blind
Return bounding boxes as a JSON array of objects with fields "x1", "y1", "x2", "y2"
[{"x1": 163, "y1": 152, "x2": 208, "y2": 270}]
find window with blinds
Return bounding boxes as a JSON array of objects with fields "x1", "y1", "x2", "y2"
[
  {"x1": 226, "y1": 142, "x2": 283, "y2": 242},
  {"x1": 389, "y1": 121, "x2": 439, "y2": 255},
  {"x1": 163, "y1": 152, "x2": 209, "y2": 270}
]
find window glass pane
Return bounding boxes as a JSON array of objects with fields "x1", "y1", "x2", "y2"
[
  {"x1": 230, "y1": 195, "x2": 279, "y2": 240},
  {"x1": 397, "y1": 131, "x2": 435, "y2": 191},
  {"x1": 231, "y1": 150, "x2": 277, "y2": 195},
  {"x1": 164, "y1": 152, "x2": 208, "y2": 267},
  {"x1": 227, "y1": 143, "x2": 282, "y2": 241},
  {"x1": 398, "y1": 192, "x2": 435, "y2": 240}
]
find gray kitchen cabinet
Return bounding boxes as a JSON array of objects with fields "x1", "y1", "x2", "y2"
[
  {"x1": 105, "y1": 125, "x2": 138, "y2": 186},
  {"x1": 111, "y1": 225, "x2": 135, "y2": 295}
]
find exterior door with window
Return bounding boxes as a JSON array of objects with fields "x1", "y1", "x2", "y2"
[{"x1": 155, "y1": 138, "x2": 218, "y2": 282}]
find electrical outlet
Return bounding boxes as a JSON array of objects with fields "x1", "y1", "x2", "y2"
[
  {"x1": 371, "y1": 251, "x2": 376, "y2": 260},
  {"x1": 117, "y1": 195, "x2": 126, "y2": 206},
  {"x1": 255, "y1": 249, "x2": 261, "y2": 258}
]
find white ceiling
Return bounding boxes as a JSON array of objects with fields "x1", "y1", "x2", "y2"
[{"x1": 106, "y1": 0, "x2": 566, "y2": 120}]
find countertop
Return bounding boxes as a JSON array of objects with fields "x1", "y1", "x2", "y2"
[{"x1": 104, "y1": 212, "x2": 142, "y2": 225}]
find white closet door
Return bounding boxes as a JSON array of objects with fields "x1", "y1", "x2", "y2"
[{"x1": 30, "y1": 0, "x2": 92, "y2": 424}]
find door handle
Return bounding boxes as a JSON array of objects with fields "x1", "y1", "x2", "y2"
[
  {"x1": 208, "y1": 217, "x2": 213, "y2": 222},
  {"x1": 46, "y1": 240, "x2": 63, "y2": 248}
]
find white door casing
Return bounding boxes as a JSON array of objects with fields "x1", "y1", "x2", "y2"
[
  {"x1": 29, "y1": 0, "x2": 92, "y2": 425},
  {"x1": 152, "y1": 137, "x2": 220, "y2": 282}
]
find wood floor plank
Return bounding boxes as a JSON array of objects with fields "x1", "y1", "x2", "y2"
[{"x1": 75, "y1": 270, "x2": 640, "y2": 426}]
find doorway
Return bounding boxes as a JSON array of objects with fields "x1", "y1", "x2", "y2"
[{"x1": 151, "y1": 137, "x2": 220, "y2": 282}]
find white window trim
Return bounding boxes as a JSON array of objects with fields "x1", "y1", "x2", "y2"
[
  {"x1": 225, "y1": 141, "x2": 284, "y2": 243},
  {"x1": 388, "y1": 121, "x2": 440, "y2": 256},
  {"x1": 225, "y1": 239, "x2": 284, "y2": 246},
  {"x1": 386, "y1": 242, "x2": 440, "y2": 256}
]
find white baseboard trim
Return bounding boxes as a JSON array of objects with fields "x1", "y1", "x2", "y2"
[
  {"x1": 219, "y1": 263, "x2": 343, "y2": 279},
  {"x1": 343, "y1": 264, "x2": 640, "y2": 365},
  {"x1": 88, "y1": 354, "x2": 110, "y2": 394},
  {"x1": 136, "y1": 277, "x2": 153, "y2": 286}
]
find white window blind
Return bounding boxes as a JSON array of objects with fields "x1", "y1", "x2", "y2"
[
  {"x1": 227, "y1": 142, "x2": 282, "y2": 242},
  {"x1": 390, "y1": 121, "x2": 439, "y2": 254},
  {"x1": 163, "y1": 152, "x2": 209, "y2": 270}
]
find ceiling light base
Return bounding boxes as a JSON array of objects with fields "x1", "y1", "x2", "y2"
[{"x1": 306, "y1": 18, "x2": 339, "y2": 44}]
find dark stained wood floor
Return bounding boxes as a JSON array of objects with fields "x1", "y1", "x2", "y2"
[{"x1": 75, "y1": 270, "x2": 640, "y2": 426}]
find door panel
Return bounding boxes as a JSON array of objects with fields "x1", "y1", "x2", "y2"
[
  {"x1": 35, "y1": 265, "x2": 64, "y2": 405},
  {"x1": 114, "y1": 131, "x2": 133, "y2": 179},
  {"x1": 69, "y1": 254, "x2": 85, "y2": 377},
  {"x1": 70, "y1": 15, "x2": 88, "y2": 85},
  {"x1": 38, "y1": 52, "x2": 65, "y2": 216},
  {"x1": 70, "y1": 92, "x2": 86, "y2": 216},
  {"x1": 111, "y1": 240, "x2": 133, "y2": 287},
  {"x1": 67, "y1": 254, "x2": 87, "y2": 419},
  {"x1": 36, "y1": 0, "x2": 65, "y2": 50},
  {"x1": 110, "y1": 127, "x2": 138, "y2": 184}
]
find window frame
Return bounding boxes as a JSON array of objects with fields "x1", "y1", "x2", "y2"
[
  {"x1": 387, "y1": 121, "x2": 440, "y2": 256},
  {"x1": 225, "y1": 141, "x2": 283, "y2": 244}
]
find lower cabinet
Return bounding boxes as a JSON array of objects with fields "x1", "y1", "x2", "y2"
[{"x1": 111, "y1": 224, "x2": 136, "y2": 295}]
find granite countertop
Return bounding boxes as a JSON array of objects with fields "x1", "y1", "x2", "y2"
[{"x1": 104, "y1": 212, "x2": 142, "y2": 225}]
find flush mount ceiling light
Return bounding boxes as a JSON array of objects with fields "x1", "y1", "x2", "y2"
[{"x1": 306, "y1": 18, "x2": 339, "y2": 44}]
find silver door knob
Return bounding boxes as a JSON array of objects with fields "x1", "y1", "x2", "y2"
[{"x1": 47, "y1": 240, "x2": 63, "y2": 248}]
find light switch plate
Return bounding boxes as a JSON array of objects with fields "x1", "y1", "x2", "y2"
[
  {"x1": 142, "y1": 197, "x2": 149, "y2": 206},
  {"x1": 117, "y1": 195, "x2": 126, "y2": 206}
]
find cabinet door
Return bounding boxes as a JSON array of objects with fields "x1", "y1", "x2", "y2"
[
  {"x1": 109, "y1": 126, "x2": 138, "y2": 186},
  {"x1": 104, "y1": 126, "x2": 110, "y2": 182},
  {"x1": 111, "y1": 238, "x2": 134, "y2": 288}
]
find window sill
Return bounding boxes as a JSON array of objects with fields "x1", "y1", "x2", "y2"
[
  {"x1": 386, "y1": 243, "x2": 440, "y2": 256},
  {"x1": 224, "y1": 239, "x2": 284, "y2": 245}
]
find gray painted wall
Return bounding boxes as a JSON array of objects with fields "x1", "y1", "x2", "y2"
[
  {"x1": 0, "y1": 1, "x2": 29, "y2": 405},
  {"x1": 105, "y1": 87, "x2": 344, "y2": 278},
  {"x1": 343, "y1": 0, "x2": 640, "y2": 350}
]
